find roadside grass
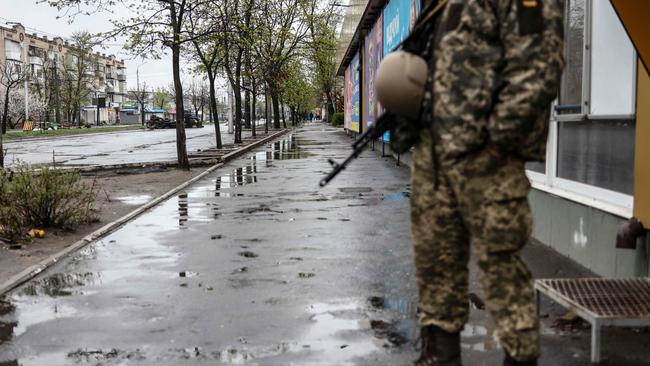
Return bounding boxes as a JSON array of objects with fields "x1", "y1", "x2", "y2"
[
  {"x1": 0, "y1": 164, "x2": 98, "y2": 243},
  {"x1": 5, "y1": 125, "x2": 144, "y2": 141}
]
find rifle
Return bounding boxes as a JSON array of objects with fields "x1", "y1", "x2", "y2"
[
  {"x1": 319, "y1": 113, "x2": 394, "y2": 187},
  {"x1": 319, "y1": 1, "x2": 446, "y2": 188}
]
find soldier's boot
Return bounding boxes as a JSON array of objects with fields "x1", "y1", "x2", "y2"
[
  {"x1": 503, "y1": 353, "x2": 537, "y2": 366},
  {"x1": 414, "y1": 325, "x2": 462, "y2": 366}
]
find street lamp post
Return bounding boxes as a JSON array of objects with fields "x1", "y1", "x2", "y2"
[{"x1": 228, "y1": 84, "x2": 234, "y2": 134}]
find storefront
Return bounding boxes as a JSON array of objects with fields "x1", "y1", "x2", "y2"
[{"x1": 337, "y1": 0, "x2": 650, "y2": 277}]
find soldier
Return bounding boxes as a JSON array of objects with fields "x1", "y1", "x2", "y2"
[{"x1": 408, "y1": 0, "x2": 565, "y2": 365}]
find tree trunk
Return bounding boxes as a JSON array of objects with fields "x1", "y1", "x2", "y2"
[
  {"x1": 251, "y1": 85, "x2": 256, "y2": 138},
  {"x1": 280, "y1": 96, "x2": 287, "y2": 128},
  {"x1": 264, "y1": 91, "x2": 269, "y2": 134},
  {"x1": 208, "y1": 71, "x2": 222, "y2": 149},
  {"x1": 141, "y1": 102, "x2": 146, "y2": 126},
  {"x1": 326, "y1": 92, "x2": 335, "y2": 123},
  {"x1": 244, "y1": 90, "x2": 251, "y2": 129},
  {"x1": 232, "y1": 82, "x2": 243, "y2": 144},
  {"x1": 2, "y1": 87, "x2": 9, "y2": 134},
  {"x1": 271, "y1": 91, "x2": 280, "y2": 129},
  {"x1": 0, "y1": 130, "x2": 3, "y2": 168},
  {"x1": 172, "y1": 44, "x2": 189, "y2": 170}
]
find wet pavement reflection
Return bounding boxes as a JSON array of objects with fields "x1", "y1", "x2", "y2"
[{"x1": 0, "y1": 126, "x2": 420, "y2": 365}]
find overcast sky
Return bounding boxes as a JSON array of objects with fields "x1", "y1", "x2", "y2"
[{"x1": 0, "y1": 0, "x2": 223, "y2": 92}]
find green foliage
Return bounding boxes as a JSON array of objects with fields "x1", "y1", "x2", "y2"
[
  {"x1": 0, "y1": 165, "x2": 99, "y2": 243},
  {"x1": 332, "y1": 112, "x2": 344, "y2": 127},
  {"x1": 153, "y1": 88, "x2": 171, "y2": 110}
]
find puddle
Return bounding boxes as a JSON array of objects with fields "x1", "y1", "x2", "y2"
[
  {"x1": 367, "y1": 296, "x2": 417, "y2": 316},
  {"x1": 178, "y1": 193, "x2": 188, "y2": 228},
  {"x1": 20, "y1": 272, "x2": 99, "y2": 298},
  {"x1": 115, "y1": 195, "x2": 152, "y2": 205},
  {"x1": 238, "y1": 251, "x2": 259, "y2": 258},
  {"x1": 382, "y1": 192, "x2": 409, "y2": 201},
  {"x1": 67, "y1": 348, "x2": 145, "y2": 363},
  {"x1": 294, "y1": 139, "x2": 334, "y2": 146},
  {"x1": 11, "y1": 299, "x2": 78, "y2": 337},
  {"x1": 369, "y1": 319, "x2": 409, "y2": 346},
  {"x1": 299, "y1": 300, "x2": 383, "y2": 362},
  {"x1": 0, "y1": 320, "x2": 17, "y2": 343},
  {"x1": 269, "y1": 136, "x2": 314, "y2": 160},
  {"x1": 338, "y1": 187, "x2": 373, "y2": 194}
]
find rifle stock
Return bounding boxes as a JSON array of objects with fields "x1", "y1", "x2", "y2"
[{"x1": 319, "y1": 113, "x2": 394, "y2": 187}]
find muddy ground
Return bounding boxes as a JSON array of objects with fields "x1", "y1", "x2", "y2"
[{"x1": 0, "y1": 167, "x2": 204, "y2": 282}]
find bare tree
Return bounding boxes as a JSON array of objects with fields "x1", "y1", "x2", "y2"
[
  {"x1": 61, "y1": 31, "x2": 98, "y2": 126},
  {"x1": 44, "y1": 0, "x2": 214, "y2": 170},
  {"x1": 128, "y1": 81, "x2": 149, "y2": 126},
  {"x1": 187, "y1": 2, "x2": 224, "y2": 148},
  {"x1": 0, "y1": 61, "x2": 26, "y2": 135}
]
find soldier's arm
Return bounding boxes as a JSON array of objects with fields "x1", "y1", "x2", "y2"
[{"x1": 487, "y1": 0, "x2": 565, "y2": 154}]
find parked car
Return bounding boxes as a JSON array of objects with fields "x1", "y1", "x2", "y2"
[
  {"x1": 184, "y1": 112, "x2": 203, "y2": 128},
  {"x1": 146, "y1": 114, "x2": 204, "y2": 129}
]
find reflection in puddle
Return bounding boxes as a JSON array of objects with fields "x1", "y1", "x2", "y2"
[
  {"x1": 302, "y1": 301, "x2": 379, "y2": 362},
  {"x1": 270, "y1": 136, "x2": 313, "y2": 160},
  {"x1": 20, "y1": 272, "x2": 100, "y2": 298},
  {"x1": 178, "y1": 193, "x2": 188, "y2": 228},
  {"x1": 297, "y1": 299, "x2": 414, "y2": 363},
  {"x1": 115, "y1": 195, "x2": 152, "y2": 205},
  {"x1": 12, "y1": 300, "x2": 78, "y2": 337}
]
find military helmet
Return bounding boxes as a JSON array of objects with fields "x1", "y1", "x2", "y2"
[{"x1": 376, "y1": 51, "x2": 428, "y2": 119}]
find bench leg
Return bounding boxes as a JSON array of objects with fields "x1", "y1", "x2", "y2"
[{"x1": 591, "y1": 321, "x2": 601, "y2": 363}]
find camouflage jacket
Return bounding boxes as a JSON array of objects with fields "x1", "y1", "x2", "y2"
[{"x1": 428, "y1": 0, "x2": 565, "y2": 163}]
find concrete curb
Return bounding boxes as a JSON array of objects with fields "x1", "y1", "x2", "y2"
[{"x1": 0, "y1": 128, "x2": 291, "y2": 296}]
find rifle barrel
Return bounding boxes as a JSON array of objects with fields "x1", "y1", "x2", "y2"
[{"x1": 319, "y1": 113, "x2": 393, "y2": 187}]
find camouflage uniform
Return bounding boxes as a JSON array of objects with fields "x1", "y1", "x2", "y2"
[{"x1": 411, "y1": 0, "x2": 564, "y2": 362}]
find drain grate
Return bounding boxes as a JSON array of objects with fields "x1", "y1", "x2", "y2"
[{"x1": 537, "y1": 278, "x2": 650, "y2": 319}]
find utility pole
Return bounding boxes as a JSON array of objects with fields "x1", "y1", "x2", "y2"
[
  {"x1": 54, "y1": 54, "x2": 61, "y2": 126},
  {"x1": 21, "y1": 39, "x2": 29, "y2": 124},
  {"x1": 228, "y1": 84, "x2": 233, "y2": 134},
  {"x1": 137, "y1": 61, "x2": 147, "y2": 126},
  {"x1": 95, "y1": 91, "x2": 100, "y2": 126}
]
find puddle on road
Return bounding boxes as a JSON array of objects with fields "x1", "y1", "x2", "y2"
[
  {"x1": 20, "y1": 272, "x2": 99, "y2": 298},
  {"x1": 116, "y1": 195, "x2": 152, "y2": 205},
  {"x1": 269, "y1": 136, "x2": 314, "y2": 160},
  {"x1": 294, "y1": 298, "x2": 417, "y2": 363}
]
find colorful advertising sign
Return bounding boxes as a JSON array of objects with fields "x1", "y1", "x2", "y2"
[
  {"x1": 382, "y1": 0, "x2": 421, "y2": 141},
  {"x1": 364, "y1": 14, "x2": 383, "y2": 130},
  {"x1": 344, "y1": 64, "x2": 353, "y2": 130},
  {"x1": 350, "y1": 52, "x2": 361, "y2": 133}
]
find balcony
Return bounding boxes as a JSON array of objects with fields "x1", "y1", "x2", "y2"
[{"x1": 117, "y1": 74, "x2": 126, "y2": 82}]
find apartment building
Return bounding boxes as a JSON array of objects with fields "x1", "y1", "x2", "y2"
[{"x1": 0, "y1": 23, "x2": 127, "y2": 125}]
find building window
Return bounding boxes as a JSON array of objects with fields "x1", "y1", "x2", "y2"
[
  {"x1": 526, "y1": 0, "x2": 636, "y2": 217},
  {"x1": 4, "y1": 39, "x2": 22, "y2": 61},
  {"x1": 558, "y1": 0, "x2": 585, "y2": 115},
  {"x1": 557, "y1": 119, "x2": 635, "y2": 195}
]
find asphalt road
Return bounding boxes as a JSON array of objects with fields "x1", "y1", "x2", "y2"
[
  {"x1": 3, "y1": 124, "x2": 235, "y2": 168},
  {"x1": 1, "y1": 123, "x2": 648, "y2": 365}
]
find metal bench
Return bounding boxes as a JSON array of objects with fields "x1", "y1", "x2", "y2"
[{"x1": 535, "y1": 278, "x2": 650, "y2": 363}]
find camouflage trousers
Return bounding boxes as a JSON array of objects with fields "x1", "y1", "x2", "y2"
[{"x1": 410, "y1": 132, "x2": 540, "y2": 361}]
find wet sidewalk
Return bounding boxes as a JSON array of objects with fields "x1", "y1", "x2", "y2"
[{"x1": 0, "y1": 123, "x2": 648, "y2": 365}]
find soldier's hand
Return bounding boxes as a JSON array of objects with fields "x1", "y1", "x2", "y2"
[{"x1": 485, "y1": 145, "x2": 501, "y2": 159}]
